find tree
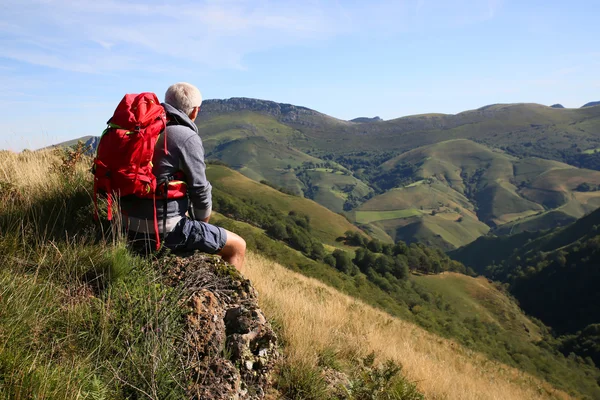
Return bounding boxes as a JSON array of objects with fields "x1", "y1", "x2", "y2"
[
  {"x1": 577, "y1": 182, "x2": 592, "y2": 192},
  {"x1": 382, "y1": 244, "x2": 394, "y2": 256},
  {"x1": 374, "y1": 255, "x2": 392, "y2": 275},
  {"x1": 324, "y1": 254, "x2": 336, "y2": 267},
  {"x1": 333, "y1": 249, "x2": 353, "y2": 274},
  {"x1": 393, "y1": 241, "x2": 408, "y2": 255},
  {"x1": 367, "y1": 239, "x2": 383, "y2": 253},
  {"x1": 355, "y1": 249, "x2": 377, "y2": 273},
  {"x1": 266, "y1": 221, "x2": 288, "y2": 240},
  {"x1": 393, "y1": 256, "x2": 409, "y2": 280},
  {"x1": 310, "y1": 242, "x2": 325, "y2": 261}
]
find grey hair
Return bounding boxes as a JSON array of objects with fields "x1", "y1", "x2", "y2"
[{"x1": 164, "y1": 82, "x2": 202, "y2": 115}]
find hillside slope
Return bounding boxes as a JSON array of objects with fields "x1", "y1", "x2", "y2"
[
  {"x1": 52, "y1": 99, "x2": 600, "y2": 248},
  {"x1": 206, "y1": 164, "x2": 364, "y2": 247},
  {"x1": 247, "y1": 252, "x2": 574, "y2": 400},
  {"x1": 198, "y1": 100, "x2": 600, "y2": 159},
  {"x1": 211, "y1": 210, "x2": 600, "y2": 398},
  {"x1": 3, "y1": 148, "x2": 600, "y2": 398},
  {"x1": 351, "y1": 139, "x2": 600, "y2": 248},
  {"x1": 450, "y1": 208, "x2": 600, "y2": 347}
]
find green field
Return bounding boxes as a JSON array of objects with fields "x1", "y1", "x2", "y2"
[
  {"x1": 354, "y1": 209, "x2": 422, "y2": 224},
  {"x1": 306, "y1": 168, "x2": 372, "y2": 212},
  {"x1": 583, "y1": 147, "x2": 600, "y2": 154}
]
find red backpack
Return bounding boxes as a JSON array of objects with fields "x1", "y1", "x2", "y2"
[{"x1": 92, "y1": 92, "x2": 169, "y2": 249}]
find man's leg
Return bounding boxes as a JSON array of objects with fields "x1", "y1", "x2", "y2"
[
  {"x1": 218, "y1": 229, "x2": 246, "y2": 272},
  {"x1": 167, "y1": 218, "x2": 247, "y2": 272}
]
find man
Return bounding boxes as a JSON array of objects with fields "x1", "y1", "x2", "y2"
[{"x1": 122, "y1": 82, "x2": 246, "y2": 271}]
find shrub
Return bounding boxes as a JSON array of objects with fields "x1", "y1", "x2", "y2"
[
  {"x1": 339, "y1": 353, "x2": 424, "y2": 400},
  {"x1": 276, "y1": 361, "x2": 329, "y2": 400}
]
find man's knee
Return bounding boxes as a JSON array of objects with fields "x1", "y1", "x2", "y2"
[
  {"x1": 222, "y1": 229, "x2": 246, "y2": 255},
  {"x1": 231, "y1": 232, "x2": 246, "y2": 254}
]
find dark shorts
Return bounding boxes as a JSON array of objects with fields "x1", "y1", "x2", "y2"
[{"x1": 128, "y1": 217, "x2": 227, "y2": 256}]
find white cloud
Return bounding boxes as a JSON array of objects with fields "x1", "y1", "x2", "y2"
[
  {"x1": 0, "y1": 0, "x2": 505, "y2": 74},
  {"x1": 0, "y1": 0, "x2": 342, "y2": 73}
]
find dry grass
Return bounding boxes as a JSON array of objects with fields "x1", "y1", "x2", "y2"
[
  {"x1": 245, "y1": 252, "x2": 572, "y2": 400},
  {"x1": 0, "y1": 149, "x2": 61, "y2": 190}
]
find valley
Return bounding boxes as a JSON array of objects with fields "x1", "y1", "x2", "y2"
[{"x1": 188, "y1": 98, "x2": 600, "y2": 249}]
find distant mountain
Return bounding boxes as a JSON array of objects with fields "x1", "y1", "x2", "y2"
[
  {"x1": 52, "y1": 97, "x2": 600, "y2": 249},
  {"x1": 582, "y1": 101, "x2": 600, "y2": 108},
  {"x1": 201, "y1": 97, "x2": 335, "y2": 127},
  {"x1": 550, "y1": 103, "x2": 564, "y2": 108},
  {"x1": 83, "y1": 137, "x2": 100, "y2": 153},
  {"x1": 48, "y1": 135, "x2": 96, "y2": 149},
  {"x1": 350, "y1": 116, "x2": 383, "y2": 123},
  {"x1": 352, "y1": 138, "x2": 600, "y2": 249},
  {"x1": 49, "y1": 136, "x2": 99, "y2": 155}
]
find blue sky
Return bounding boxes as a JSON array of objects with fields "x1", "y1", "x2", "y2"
[{"x1": 1, "y1": 0, "x2": 599, "y2": 150}]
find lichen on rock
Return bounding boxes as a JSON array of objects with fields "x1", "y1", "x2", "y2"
[{"x1": 156, "y1": 252, "x2": 279, "y2": 400}]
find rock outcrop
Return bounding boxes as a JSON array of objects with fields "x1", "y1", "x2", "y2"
[
  {"x1": 157, "y1": 253, "x2": 279, "y2": 400},
  {"x1": 201, "y1": 97, "x2": 322, "y2": 125}
]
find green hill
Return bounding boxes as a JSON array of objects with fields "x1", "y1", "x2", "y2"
[
  {"x1": 346, "y1": 139, "x2": 600, "y2": 248},
  {"x1": 414, "y1": 272, "x2": 542, "y2": 342},
  {"x1": 194, "y1": 99, "x2": 600, "y2": 249},
  {"x1": 450, "y1": 208, "x2": 600, "y2": 367},
  {"x1": 206, "y1": 164, "x2": 364, "y2": 247},
  {"x1": 54, "y1": 99, "x2": 600, "y2": 249},
  {"x1": 451, "y1": 207, "x2": 600, "y2": 274}
]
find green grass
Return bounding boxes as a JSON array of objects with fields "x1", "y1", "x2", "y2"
[
  {"x1": 306, "y1": 168, "x2": 372, "y2": 213},
  {"x1": 414, "y1": 273, "x2": 541, "y2": 341},
  {"x1": 208, "y1": 136, "x2": 320, "y2": 195},
  {"x1": 210, "y1": 212, "x2": 415, "y2": 321},
  {"x1": 199, "y1": 111, "x2": 302, "y2": 151},
  {"x1": 359, "y1": 182, "x2": 472, "y2": 214},
  {"x1": 3, "y1": 150, "x2": 600, "y2": 398},
  {"x1": 405, "y1": 180, "x2": 426, "y2": 187},
  {"x1": 355, "y1": 209, "x2": 422, "y2": 224},
  {"x1": 420, "y1": 215, "x2": 489, "y2": 248},
  {"x1": 0, "y1": 172, "x2": 187, "y2": 399},
  {"x1": 309, "y1": 167, "x2": 344, "y2": 174},
  {"x1": 360, "y1": 139, "x2": 600, "y2": 247},
  {"x1": 583, "y1": 147, "x2": 600, "y2": 154},
  {"x1": 207, "y1": 165, "x2": 364, "y2": 247},
  {"x1": 356, "y1": 175, "x2": 489, "y2": 249}
]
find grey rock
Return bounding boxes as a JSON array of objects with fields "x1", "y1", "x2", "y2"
[{"x1": 157, "y1": 252, "x2": 279, "y2": 400}]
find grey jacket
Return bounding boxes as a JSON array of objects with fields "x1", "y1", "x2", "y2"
[{"x1": 122, "y1": 103, "x2": 212, "y2": 233}]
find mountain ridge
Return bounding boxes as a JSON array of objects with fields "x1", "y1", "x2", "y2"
[
  {"x1": 48, "y1": 96, "x2": 600, "y2": 249},
  {"x1": 582, "y1": 101, "x2": 600, "y2": 108}
]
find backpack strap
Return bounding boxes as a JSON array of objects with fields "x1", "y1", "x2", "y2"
[
  {"x1": 152, "y1": 191, "x2": 160, "y2": 251},
  {"x1": 162, "y1": 180, "x2": 168, "y2": 248}
]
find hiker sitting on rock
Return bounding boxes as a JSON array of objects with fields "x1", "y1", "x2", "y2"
[{"x1": 121, "y1": 82, "x2": 246, "y2": 271}]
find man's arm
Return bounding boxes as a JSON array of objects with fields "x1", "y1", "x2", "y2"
[{"x1": 179, "y1": 134, "x2": 212, "y2": 221}]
